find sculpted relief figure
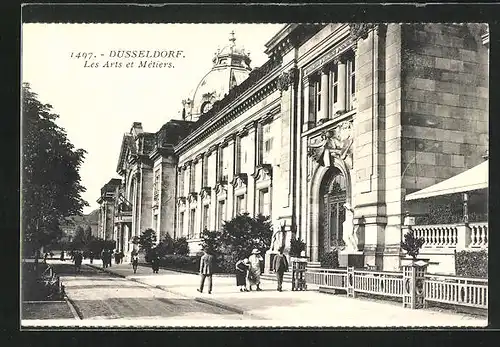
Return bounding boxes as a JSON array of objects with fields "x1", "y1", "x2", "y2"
[
  {"x1": 342, "y1": 202, "x2": 357, "y2": 252},
  {"x1": 307, "y1": 121, "x2": 353, "y2": 169}
]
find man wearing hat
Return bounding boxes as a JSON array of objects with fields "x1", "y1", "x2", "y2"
[{"x1": 247, "y1": 248, "x2": 264, "y2": 291}]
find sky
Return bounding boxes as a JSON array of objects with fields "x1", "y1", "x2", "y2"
[{"x1": 22, "y1": 23, "x2": 283, "y2": 214}]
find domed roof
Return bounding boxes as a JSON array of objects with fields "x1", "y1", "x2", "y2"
[{"x1": 182, "y1": 31, "x2": 252, "y2": 122}]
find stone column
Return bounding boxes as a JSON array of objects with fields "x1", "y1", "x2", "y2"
[
  {"x1": 302, "y1": 78, "x2": 311, "y2": 131},
  {"x1": 195, "y1": 155, "x2": 203, "y2": 238},
  {"x1": 226, "y1": 135, "x2": 236, "y2": 220},
  {"x1": 337, "y1": 57, "x2": 347, "y2": 112},
  {"x1": 319, "y1": 67, "x2": 330, "y2": 123},
  {"x1": 242, "y1": 123, "x2": 255, "y2": 216}
]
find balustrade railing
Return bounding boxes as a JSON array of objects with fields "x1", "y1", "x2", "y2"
[
  {"x1": 469, "y1": 222, "x2": 488, "y2": 248},
  {"x1": 305, "y1": 268, "x2": 347, "y2": 290},
  {"x1": 412, "y1": 222, "x2": 488, "y2": 249},
  {"x1": 424, "y1": 274, "x2": 488, "y2": 309},
  {"x1": 413, "y1": 224, "x2": 458, "y2": 248}
]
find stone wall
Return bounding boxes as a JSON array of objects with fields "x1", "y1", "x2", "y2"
[{"x1": 401, "y1": 23, "x2": 488, "y2": 200}]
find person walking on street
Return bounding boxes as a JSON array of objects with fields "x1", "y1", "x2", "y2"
[
  {"x1": 273, "y1": 246, "x2": 289, "y2": 292},
  {"x1": 74, "y1": 250, "x2": 83, "y2": 273},
  {"x1": 89, "y1": 251, "x2": 94, "y2": 264},
  {"x1": 235, "y1": 258, "x2": 250, "y2": 292},
  {"x1": 151, "y1": 253, "x2": 160, "y2": 273},
  {"x1": 197, "y1": 249, "x2": 214, "y2": 294},
  {"x1": 60, "y1": 250, "x2": 65, "y2": 262},
  {"x1": 132, "y1": 252, "x2": 139, "y2": 274},
  {"x1": 248, "y1": 249, "x2": 264, "y2": 291}
]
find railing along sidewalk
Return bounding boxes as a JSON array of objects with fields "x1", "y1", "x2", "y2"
[
  {"x1": 305, "y1": 265, "x2": 488, "y2": 311},
  {"x1": 424, "y1": 274, "x2": 488, "y2": 309}
]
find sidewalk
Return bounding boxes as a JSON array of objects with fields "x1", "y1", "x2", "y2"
[{"x1": 86, "y1": 261, "x2": 487, "y2": 327}]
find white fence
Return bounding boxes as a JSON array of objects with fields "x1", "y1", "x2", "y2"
[
  {"x1": 424, "y1": 274, "x2": 488, "y2": 309},
  {"x1": 306, "y1": 267, "x2": 488, "y2": 311}
]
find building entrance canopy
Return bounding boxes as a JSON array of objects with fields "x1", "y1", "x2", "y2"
[{"x1": 405, "y1": 160, "x2": 488, "y2": 201}]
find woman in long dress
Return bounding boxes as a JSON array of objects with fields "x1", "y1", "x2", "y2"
[
  {"x1": 247, "y1": 249, "x2": 263, "y2": 291},
  {"x1": 235, "y1": 258, "x2": 250, "y2": 292}
]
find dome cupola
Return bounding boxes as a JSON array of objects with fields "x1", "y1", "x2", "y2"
[{"x1": 182, "y1": 31, "x2": 252, "y2": 122}]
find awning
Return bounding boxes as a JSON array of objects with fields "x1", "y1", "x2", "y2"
[{"x1": 405, "y1": 160, "x2": 488, "y2": 201}]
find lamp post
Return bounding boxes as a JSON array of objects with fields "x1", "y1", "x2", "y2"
[{"x1": 463, "y1": 192, "x2": 469, "y2": 224}]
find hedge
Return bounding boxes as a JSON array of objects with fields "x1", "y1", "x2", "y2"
[
  {"x1": 455, "y1": 249, "x2": 488, "y2": 278},
  {"x1": 159, "y1": 255, "x2": 201, "y2": 273}
]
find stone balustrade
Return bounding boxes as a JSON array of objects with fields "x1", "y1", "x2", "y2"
[{"x1": 412, "y1": 222, "x2": 488, "y2": 250}]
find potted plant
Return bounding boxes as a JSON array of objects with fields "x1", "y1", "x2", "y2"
[
  {"x1": 400, "y1": 230, "x2": 427, "y2": 267},
  {"x1": 289, "y1": 237, "x2": 307, "y2": 263}
]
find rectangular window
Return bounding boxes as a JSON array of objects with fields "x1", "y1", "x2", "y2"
[
  {"x1": 259, "y1": 189, "x2": 270, "y2": 217},
  {"x1": 189, "y1": 209, "x2": 196, "y2": 239},
  {"x1": 202, "y1": 205, "x2": 210, "y2": 232},
  {"x1": 236, "y1": 195, "x2": 246, "y2": 215},
  {"x1": 218, "y1": 200, "x2": 226, "y2": 230},
  {"x1": 262, "y1": 122, "x2": 273, "y2": 164},
  {"x1": 330, "y1": 64, "x2": 338, "y2": 114},
  {"x1": 179, "y1": 212, "x2": 184, "y2": 236},
  {"x1": 347, "y1": 57, "x2": 356, "y2": 110},
  {"x1": 190, "y1": 164, "x2": 196, "y2": 193},
  {"x1": 315, "y1": 79, "x2": 322, "y2": 112},
  {"x1": 202, "y1": 155, "x2": 208, "y2": 187}
]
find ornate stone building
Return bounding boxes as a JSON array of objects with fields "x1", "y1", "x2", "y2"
[{"x1": 102, "y1": 24, "x2": 489, "y2": 271}]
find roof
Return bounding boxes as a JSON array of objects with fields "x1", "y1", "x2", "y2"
[{"x1": 405, "y1": 160, "x2": 488, "y2": 201}]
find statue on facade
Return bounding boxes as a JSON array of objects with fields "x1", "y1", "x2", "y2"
[
  {"x1": 342, "y1": 202, "x2": 357, "y2": 252},
  {"x1": 271, "y1": 222, "x2": 287, "y2": 252},
  {"x1": 308, "y1": 122, "x2": 353, "y2": 168}
]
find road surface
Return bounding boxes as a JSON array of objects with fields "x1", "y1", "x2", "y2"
[{"x1": 50, "y1": 261, "x2": 247, "y2": 321}]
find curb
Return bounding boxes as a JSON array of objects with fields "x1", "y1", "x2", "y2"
[
  {"x1": 88, "y1": 264, "x2": 252, "y2": 317},
  {"x1": 194, "y1": 297, "x2": 245, "y2": 314},
  {"x1": 64, "y1": 294, "x2": 83, "y2": 320}
]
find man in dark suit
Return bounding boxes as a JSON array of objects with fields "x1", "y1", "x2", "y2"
[
  {"x1": 273, "y1": 246, "x2": 289, "y2": 292},
  {"x1": 197, "y1": 249, "x2": 214, "y2": 294}
]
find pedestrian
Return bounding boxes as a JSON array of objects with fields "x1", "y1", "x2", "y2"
[
  {"x1": 248, "y1": 248, "x2": 264, "y2": 291},
  {"x1": 102, "y1": 249, "x2": 109, "y2": 268},
  {"x1": 114, "y1": 251, "x2": 120, "y2": 265},
  {"x1": 132, "y1": 252, "x2": 139, "y2": 274},
  {"x1": 60, "y1": 250, "x2": 65, "y2": 262},
  {"x1": 43, "y1": 252, "x2": 48, "y2": 263},
  {"x1": 151, "y1": 253, "x2": 160, "y2": 273},
  {"x1": 89, "y1": 251, "x2": 94, "y2": 264},
  {"x1": 197, "y1": 249, "x2": 214, "y2": 294},
  {"x1": 235, "y1": 258, "x2": 250, "y2": 292},
  {"x1": 273, "y1": 246, "x2": 289, "y2": 292},
  {"x1": 119, "y1": 251, "x2": 124, "y2": 264},
  {"x1": 74, "y1": 250, "x2": 83, "y2": 273}
]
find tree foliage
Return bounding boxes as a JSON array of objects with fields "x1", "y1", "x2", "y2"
[
  {"x1": 173, "y1": 237, "x2": 190, "y2": 256},
  {"x1": 200, "y1": 227, "x2": 221, "y2": 255},
  {"x1": 22, "y1": 83, "x2": 88, "y2": 261},
  {"x1": 401, "y1": 230, "x2": 425, "y2": 260},
  {"x1": 138, "y1": 228, "x2": 157, "y2": 253},
  {"x1": 220, "y1": 213, "x2": 273, "y2": 259}
]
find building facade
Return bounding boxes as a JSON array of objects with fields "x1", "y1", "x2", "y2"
[{"x1": 102, "y1": 23, "x2": 489, "y2": 271}]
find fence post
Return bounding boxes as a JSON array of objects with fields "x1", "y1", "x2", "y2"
[
  {"x1": 402, "y1": 261, "x2": 428, "y2": 309},
  {"x1": 347, "y1": 266, "x2": 355, "y2": 298}
]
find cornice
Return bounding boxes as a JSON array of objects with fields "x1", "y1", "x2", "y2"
[{"x1": 174, "y1": 59, "x2": 282, "y2": 154}]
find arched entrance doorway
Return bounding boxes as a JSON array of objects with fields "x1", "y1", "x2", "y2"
[{"x1": 318, "y1": 168, "x2": 347, "y2": 261}]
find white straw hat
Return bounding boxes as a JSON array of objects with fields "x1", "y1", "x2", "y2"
[{"x1": 251, "y1": 248, "x2": 260, "y2": 254}]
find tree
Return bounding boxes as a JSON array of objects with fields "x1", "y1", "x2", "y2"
[
  {"x1": 138, "y1": 228, "x2": 157, "y2": 254},
  {"x1": 220, "y1": 213, "x2": 273, "y2": 258},
  {"x1": 155, "y1": 233, "x2": 174, "y2": 257},
  {"x1": 173, "y1": 237, "x2": 190, "y2": 256},
  {"x1": 200, "y1": 227, "x2": 221, "y2": 255},
  {"x1": 22, "y1": 83, "x2": 88, "y2": 269}
]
